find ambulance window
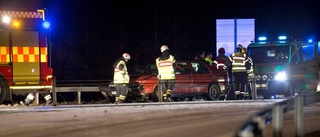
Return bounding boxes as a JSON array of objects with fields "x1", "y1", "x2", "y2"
[
  {"x1": 300, "y1": 44, "x2": 315, "y2": 62},
  {"x1": 318, "y1": 41, "x2": 320, "y2": 63},
  {"x1": 292, "y1": 44, "x2": 315, "y2": 64}
]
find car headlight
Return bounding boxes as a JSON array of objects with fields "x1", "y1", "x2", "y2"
[{"x1": 274, "y1": 71, "x2": 287, "y2": 81}]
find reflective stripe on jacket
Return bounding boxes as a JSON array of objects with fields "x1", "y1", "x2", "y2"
[
  {"x1": 113, "y1": 60, "x2": 130, "y2": 84},
  {"x1": 156, "y1": 55, "x2": 175, "y2": 80},
  {"x1": 229, "y1": 52, "x2": 247, "y2": 73},
  {"x1": 213, "y1": 55, "x2": 229, "y2": 70}
]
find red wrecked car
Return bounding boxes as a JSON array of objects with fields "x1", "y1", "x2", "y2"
[
  {"x1": 135, "y1": 60, "x2": 230, "y2": 102},
  {"x1": 100, "y1": 60, "x2": 230, "y2": 102}
]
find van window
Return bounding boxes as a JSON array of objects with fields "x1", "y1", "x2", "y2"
[{"x1": 292, "y1": 43, "x2": 315, "y2": 64}]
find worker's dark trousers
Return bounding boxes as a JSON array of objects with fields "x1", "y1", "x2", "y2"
[
  {"x1": 232, "y1": 72, "x2": 248, "y2": 92},
  {"x1": 115, "y1": 84, "x2": 128, "y2": 101},
  {"x1": 158, "y1": 79, "x2": 175, "y2": 100}
]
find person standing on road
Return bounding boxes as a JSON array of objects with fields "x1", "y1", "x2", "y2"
[
  {"x1": 213, "y1": 47, "x2": 231, "y2": 71},
  {"x1": 229, "y1": 44, "x2": 248, "y2": 99},
  {"x1": 242, "y1": 47, "x2": 254, "y2": 99},
  {"x1": 214, "y1": 47, "x2": 232, "y2": 99},
  {"x1": 112, "y1": 53, "x2": 131, "y2": 104},
  {"x1": 156, "y1": 45, "x2": 175, "y2": 102}
]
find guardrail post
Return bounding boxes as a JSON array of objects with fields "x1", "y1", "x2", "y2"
[
  {"x1": 77, "y1": 91, "x2": 81, "y2": 105},
  {"x1": 251, "y1": 78, "x2": 257, "y2": 100},
  {"x1": 158, "y1": 75, "x2": 163, "y2": 103},
  {"x1": 272, "y1": 104, "x2": 284, "y2": 137},
  {"x1": 295, "y1": 94, "x2": 304, "y2": 137},
  {"x1": 35, "y1": 91, "x2": 39, "y2": 105},
  {"x1": 52, "y1": 76, "x2": 57, "y2": 106}
]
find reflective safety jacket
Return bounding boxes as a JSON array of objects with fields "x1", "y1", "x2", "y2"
[
  {"x1": 213, "y1": 54, "x2": 230, "y2": 70},
  {"x1": 229, "y1": 52, "x2": 247, "y2": 73},
  {"x1": 246, "y1": 56, "x2": 254, "y2": 78},
  {"x1": 156, "y1": 55, "x2": 175, "y2": 80},
  {"x1": 113, "y1": 60, "x2": 130, "y2": 84},
  {"x1": 205, "y1": 57, "x2": 213, "y2": 66}
]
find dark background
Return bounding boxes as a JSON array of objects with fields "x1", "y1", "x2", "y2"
[{"x1": 1, "y1": 0, "x2": 319, "y2": 81}]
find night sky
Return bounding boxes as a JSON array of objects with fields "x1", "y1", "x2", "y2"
[{"x1": 1, "y1": 0, "x2": 319, "y2": 80}]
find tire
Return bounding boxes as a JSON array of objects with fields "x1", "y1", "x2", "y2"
[
  {"x1": 0, "y1": 76, "x2": 9, "y2": 104},
  {"x1": 207, "y1": 84, "x2": 221, "y2": 100}
]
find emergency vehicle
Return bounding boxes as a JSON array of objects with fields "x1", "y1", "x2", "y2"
[
  {"x1": 247, "y1": 36, "x2": 320, "y2": 99},
  {"x1": 0, "y1": 9, "x2": 52, "y2": 104}
]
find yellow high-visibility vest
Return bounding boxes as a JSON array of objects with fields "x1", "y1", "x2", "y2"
[
  {"x1": 113, "y1": 60, "x2": 129, "y2": 84},
  {"x1": 156, "y1": 55, "x2": 175, "y2": 80}
]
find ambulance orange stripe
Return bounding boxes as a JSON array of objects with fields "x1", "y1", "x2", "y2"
[
  {"x1": 24, "y1": 55, "x2": 29, "y2": 62},
  {"x1": 29, "y1": 47, "x2": 34, "y2": 54},
  {"x1": 0, "y1": 46, "x2": 48, "y2": 62}
]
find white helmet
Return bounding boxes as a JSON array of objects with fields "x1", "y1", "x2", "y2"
[
  {"x1": 160, "y1": 45, "x2": 169, "y2": 52},
  {"x1": 122, "y1": 53, "x2": 131, "y2": 60}
]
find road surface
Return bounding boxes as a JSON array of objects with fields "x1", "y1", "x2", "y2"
[{"x1": 0, "y1": 100, "x2": 319, "y2": 137}]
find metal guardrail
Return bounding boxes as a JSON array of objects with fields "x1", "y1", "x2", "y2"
[
  {"x1": 52, "y1": 77, "x2": 111, "y2": 106},
  {"x1": 235, "y1": 91, "x2": 320, "y2": 137}
]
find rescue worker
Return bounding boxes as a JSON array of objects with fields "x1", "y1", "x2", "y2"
[
  {"x1": 242, "y1": 48, "x2": 254, "y2": 99},
  {"x1": 229, "y1": 44, "x2": 248, "y2": 99},
  {"x1": 156, "y1": 45, "x2": 175, "y2": 102},
  {"x1": 213, "y1": 47, "x2": 231, "y2": 70},
  {"x1": 204, "y1": 52, "x2": 213, "y2": 66},
  {"x1": 214, "y1": 47, "x2": 232, "y2": 99},
  {"x1": 242, "y1": 48, "x2": 253, "y2": 79},
  {"x1": 20, "y1": 92, "x2": 52, "y2": 106},
  {"x1": 112, "y1": 53, "x2": 131, "y2": 104}
]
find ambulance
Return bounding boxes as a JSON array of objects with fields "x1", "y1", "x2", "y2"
[
  {"x1": 0, "y1": 9, "x2": 52, "y2": 104},
  {"x1": 247, "y1": 36, "x2": 320, "y2": 99}
]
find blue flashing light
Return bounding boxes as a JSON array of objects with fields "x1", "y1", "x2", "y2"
[
  {"x1": 278, "y1": 36, "x2": 287, "y2": 40},
  {"x1": 43, "y1": 21, "x2": 50, "y2": 29},
  {"x1": 308, "y1": 39, "x2": 313, "y2": 43},
  {"x1": 258, "y1": 37, "x2": 267, "y2": 41}
]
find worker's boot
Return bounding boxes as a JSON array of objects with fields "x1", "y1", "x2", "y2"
[
  {"x1": 114, "y1": 97, "x2": 119, "y2": 105},
  {"x1": 44, "y1": 94, "x2": 52, "y2": 106},
  {"x1": 118, "y1": 95, "x2": 126, "y2": 104},
  {"x1": 165, "y1": 90, "x2": 172, "y2": 102},
  {"x1": 20, "y1": 93, "x2": 35, "y2": 106},
  {"x1": 24, "y1": 93, "x2": 34, "y2": 106},
  {"x1": 163, "y1": 93, "x2": 167, "y2": 102}
]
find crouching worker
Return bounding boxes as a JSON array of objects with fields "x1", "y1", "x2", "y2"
[{"x1": 112, "y1": 53, "x2": 131, "y2": 104}]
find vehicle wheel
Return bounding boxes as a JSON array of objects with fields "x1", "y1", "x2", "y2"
[
  {"x1": 0, "y1": 76, "x2": 9, "y2": 104},
  {"x1": 207, "y1": 84, "x2": 221, "y2": 100}
]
